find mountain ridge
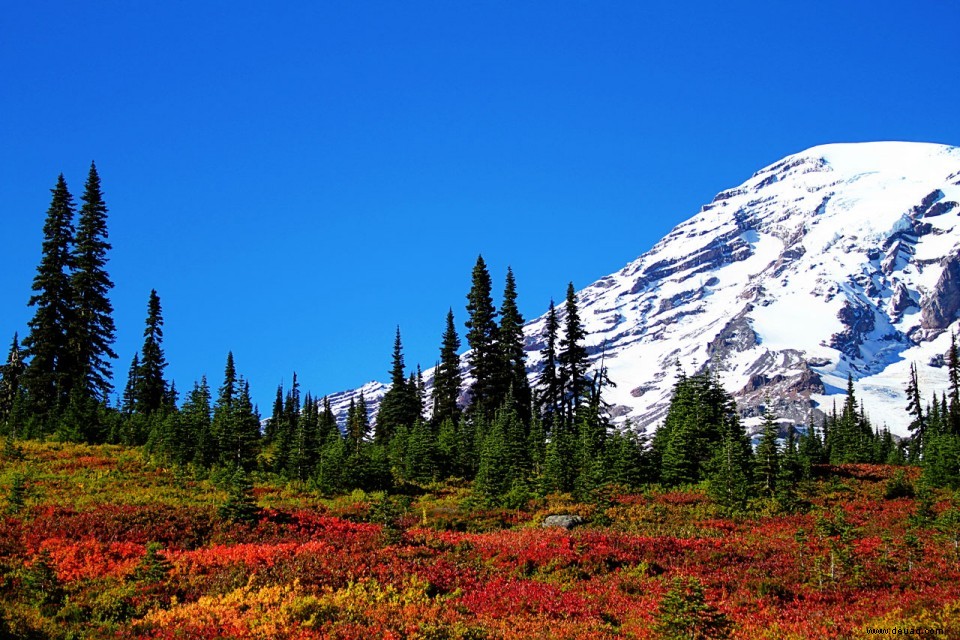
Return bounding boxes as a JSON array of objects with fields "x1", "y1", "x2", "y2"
[{"x1": 332, "y1": 142, "x2": 960, "y2": 436}]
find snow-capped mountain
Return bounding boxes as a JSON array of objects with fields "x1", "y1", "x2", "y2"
[{"x1": 334, "y1": 142, "x2": 960, "y2": 435}]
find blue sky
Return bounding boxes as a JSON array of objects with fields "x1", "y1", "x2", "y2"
[{"x1": 2, "y1": 1, "x2": 959, "y2": 411}]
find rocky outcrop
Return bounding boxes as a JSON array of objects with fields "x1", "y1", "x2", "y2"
[
  {"x1": 829, "y1": 301, "x2": 876, "y2": 359},
  {"x1": 921, "y1": 254, "x2": 960, "y2": 336}
]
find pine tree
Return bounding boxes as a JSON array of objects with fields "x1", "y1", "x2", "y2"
[
  {"x1": 949, "y1": 332, "x2": 960, "y2": 435},
  {"x1": 755, "y1": 407, "x2": 781, "y2": 498},
  {"x1": 135, "y1": 290, "x2": 168, "y2": 414},
  {"x1": 21, "y1": 174, "x2": 77, "y2": 426},
  {"x1": 906, "y1": 362, "x2": 927, "y2": 456},
  {"x1": 432, "y1": 308, "x2": 463, "y2": 429},
  {"x1": 346, "y1": 394, "x2": 370, "y2": 454},
  {"x1": 537, "y1": 300, "x2": 562, "y2": 429},
  {"x1": 465, "y1": 255, "x2": 500, "y2": 417},
  {"x1": 70, "y1": 162, "x2": 117, "y2": 403},
  {"x1": 121, "y1": 354, "x2": 140, "y2": 414},
  {"x1": 181, "y1": 377, "x2": 212, "y2": 466},
  {"x1": 210, "y1": 353, "x2": 259, "y2": 469},
  {"x1": 654, "y1": 576, "x2": 731, "y2": 639},
  {"x1": 558, "y1": 283, "x2": 589, "y2": 427},
  {"x1": 707, "y1": 415, "x2": 753, "y2": 512},
  {"x1": 0, "y1": 334, "x2": 24, "y2": 427},
  {"x1": 475, "y1": 395, "x2": 527, "y2": 502},
  {"x1": 318, "y1": 396, "x2": 339, "y2": 448},
  {"x1": 375, "y1": 327, "x2": 419, "y2": 443},
  {"x1": 405, "y1": 419, "x2": 437, "y2": 484},
  {"x1": 218, "y1": 467, "x2": 259, "y2": 524},
  {"x1": 498, "y1": 267, "x2": 532, "y2": 425},
  {"x1": 798, "y1": 415, "x2": 826, "y2": 476},
  {"x1": 288, "y1": 392, "x2": 319, "y2": 481}
]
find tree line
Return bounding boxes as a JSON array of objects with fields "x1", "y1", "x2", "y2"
[{"x1": 3, "y1": 168, "x2": 960, "y2": 505}]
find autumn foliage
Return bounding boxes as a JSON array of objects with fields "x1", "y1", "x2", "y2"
[{"x1": 1, "y1": 442, "x2": 960, "y2": 638}]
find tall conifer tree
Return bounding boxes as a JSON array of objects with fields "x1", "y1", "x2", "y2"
[
  {"x1": 375, "y1": 327, "x2": 418, "y2": 442},
  {"x1": 465, "y1": 256, "x2": 500, "y2": 417},
  {"x1": 22, "y1": 175, "x2": 77, "y2": 422},
  {"x1": 498, "y1": 267, "x2": 532, "y2": 425},
  {"x1": 537, "y1": 300, "x2": 562, "y2": 429},
  {"x1": 558, "y1": 282, "x2": 589, "y2": 426},
  {"x1": 70, "y1": 162, "x2": 117, "y2": 402},
  {"x1": 0, "y1": 335, "x2": 24, "y2": 426},
  {"x1": 432, "y1": 309, "x2": 462, "y2": 428},
  {"x1": 135, "y1": 290, "x2": 168, "y2": 414}
]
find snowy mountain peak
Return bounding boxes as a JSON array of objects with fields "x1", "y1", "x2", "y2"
[{"x1": 335, "y1": 142, "x2": 960, "y2": 435}]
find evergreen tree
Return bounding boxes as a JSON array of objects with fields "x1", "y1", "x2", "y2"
[
  {"x1": 135, "y1": 290, "x2": 168, "y2": 414},
  {"x1": 436, "y1": 417, "x2": 458, "y2": 479},
  {"x1": 0, "y1": 334, "x2": 24, "y2": 427},
  {"x1": 949, "y1": 332, "x2": 960, "y2": 435},
  {"x1": 432, "y1": 308, "x2": 463, "y2": 428},
  {"x1": 541, "y1": 423, "x2": 576, "y2": 494},
  {"x1": 318, "y1": 396, "x2": 339, "y2": 448},
  {"x1": 754, "y1": 407, "x2": 781, "y2": 498},
  {"x1": 121, "y1": 354, "x2": 140, "y2": 414},
  {"x1": 211, "y1": 353, "x2": 259, "y2": 469},
  {"x1": 181, "y1": 377, "x2": 213, "y2": 466},
  {"x1": 558, "y1": 283, "x2": 589, "y2": 427},
  {"x1": 465, "y1": 255, "x2": 500, "y2": 417},
  {"x1": 798, "y1": 415, "x2": 826, "y2": 476},
  {"x1": 405, "y1": 419, "x2": 438, "y2": 483},
  {"x1": 375, "y1": 327, "x2": 419, "y2": 442},
  {"x1": 346, "y1": 393, "x2": 370, "y2": 454},
  {"x1": 656, "y1": 368, "x2": 745, "y2": 487},
  {"x1": 21, "y1": 174, "x2": 77, "y2": 425},
  {"x1": 537, "y1": 299, "x2": 562, "y2": 429},
  {"x1": 498, "y1": 267, "x2": 532, "y2": 425},
  {"x1": 70, "y1": 162, "x2": 117, "y2": 403},
  {"x1": 288, "y1": 392, "x2": 320, "y2": 481},
  {"x1": 475, "y1": 394, "x2": 527, "y2": 502},
  {"x1": 707, "y1": 414, "x2": 753, "y2": 512},
  {"x1": 654, "y1": 576, "x2": 731, "y2": 639},
  {"x1": 905, "y1": 362, "x2": 926, "y2": 456},
  {"x1": 218, "y1": 467, "x2": 259, "y2": 523}
]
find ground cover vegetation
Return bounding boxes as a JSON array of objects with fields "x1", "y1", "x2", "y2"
[{"x1": 2, "y1": 170, "x2": 960, "y2": 637}]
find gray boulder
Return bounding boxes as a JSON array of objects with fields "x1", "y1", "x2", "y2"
[{"x1": 541, "y1": 515, "x2": 584, "y2": 530}]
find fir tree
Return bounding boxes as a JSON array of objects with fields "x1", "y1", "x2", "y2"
[
  {"x1": 318, "y1": 396, "x2": 339, "y2": 448},
  {"x1": 218, "y1": 467, "x2": 259, "y2": 524},
  {"x1": 475, "y1": 395, "x2": 527, "y2": 502},
  {"x1": 346, "y1": 393, "x2": 370, "y2": 454},
  {"x1": 558, "y1": 283, "x2": 589, "y2": 427},
  {"x1": 707, "y1": 415, "x2": 753, "y2": 512},
  {"x1": 431, "y1": 308, "x2": 464, "y2": 429},
  {"x1": 949, "y1": 332, "x2": 960, "y2": 435},
  {"x1": 0, "y1": 334, "x2": 24, "y2": 427},
  {"x1": 654, "y1": 576, "x2": 731, "y2": 639},
  {"x1": 21, "y1": 174, "x2": 77, "y2": 425},
  {"x1": 755, "y1": 407, "x2": 781, "y2": 498},
  {"x1": 70, "y1": 162, "x2": 117, "y2": 403},
  {"x1": 121, "y1": 354, "x2": 140, "y2": 414},
  {"x1": 465, "y1": 255, "x2": 500, "y2": 417},
  {"x1": 537, "y1": 299, "x2": 562, "y2": 429},
  {"x1": 288, "y1": 392, "x2": 320, "y2": 481},
  {"x1": 405, "y1": 419, "x2": 438, "y2": 484},
  {"x1": 906, "y1": 362, "x2": 927, "y2": 456},
  {"x1": 135, "y1": 290, "x2": 168, "y2": 414},
  {"x1": 375, "y1": 327, "x2": 419, "y2": 443},
  {"x1": 181, "y1": 377, "x2": 212, "y2": 466},
  {"x1": 498, "y1": 267, "x2": 532, "y2": 425},
  {"x1": 211, "y1": 354, "x2": 259, "y2": 469}
]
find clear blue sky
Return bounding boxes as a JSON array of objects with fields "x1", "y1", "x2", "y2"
[{"x1": 2, "y1": 1, "x2": 959, "y2": 412}]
